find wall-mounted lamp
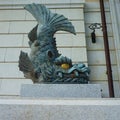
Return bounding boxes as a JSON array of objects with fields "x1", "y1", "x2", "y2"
[{"x1": 88, "y1": 23, "x2": 102, "y2": 43}]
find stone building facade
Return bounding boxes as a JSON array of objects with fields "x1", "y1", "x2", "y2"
[{"x1": 0, "y1": 0, "x2": 119, "y2": 97}]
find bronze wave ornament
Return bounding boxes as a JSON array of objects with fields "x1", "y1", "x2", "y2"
[{"x1": 19, "y1": 3, "x2": 90, "y2": 84}]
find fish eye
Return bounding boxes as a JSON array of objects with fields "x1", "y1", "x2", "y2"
[
  {"x1": 48, "y1": 50, "x2": 53, "y2": 58},
  {"x1": 35, "y1": 41, "x2": 40, "y2": 46}
]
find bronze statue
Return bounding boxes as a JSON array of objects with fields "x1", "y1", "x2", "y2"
[{"x1": 19, "y1": 3, "x2": 90, "y2": 83}]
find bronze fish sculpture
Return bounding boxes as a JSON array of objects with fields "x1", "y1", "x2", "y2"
[{"x1": 19, "y1": 3, "x2": 90, "y2": 83}]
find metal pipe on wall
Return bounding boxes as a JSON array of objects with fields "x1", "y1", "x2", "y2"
[{"x1": 99, "y1": 0, "x2": 114, "y2": 97}]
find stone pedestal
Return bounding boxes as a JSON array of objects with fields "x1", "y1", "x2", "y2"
[{"x1": 20, "y1": 84, "x2": 102, "y2": 98}]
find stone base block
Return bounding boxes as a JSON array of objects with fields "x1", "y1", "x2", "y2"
[
  {"x1": 21, "y1": 84, "x2": 101, "y2": 98},
  {"x1": 0, "y1": 98, "x2": 120, "y2": 120}
]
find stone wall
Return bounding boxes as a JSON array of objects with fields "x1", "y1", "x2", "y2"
[
  {"x1": 0, "y1": 98, "x2": 120, "y2": 120},
  {"x1": 0, "y1": 0, "x2": 87, "y2": 96},
  {"x1": 84, "y1": 0, "x2": 120, "y2": 97}
]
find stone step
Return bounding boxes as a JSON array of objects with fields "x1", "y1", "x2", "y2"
[
  {"x1": 21, "y1": 84, "x2": 102, "y2": 98},
  {"x1": 0, "y1": 98, "x2": 120, "y2": 120}
]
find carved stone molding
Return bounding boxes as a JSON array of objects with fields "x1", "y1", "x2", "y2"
[{"x1": 0, "y1": 0, "x2": 85, "y2": 9}]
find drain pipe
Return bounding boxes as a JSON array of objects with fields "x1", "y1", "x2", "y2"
[{"x1": 99, "y1": 0, "x2": 114, "y2": 97}]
